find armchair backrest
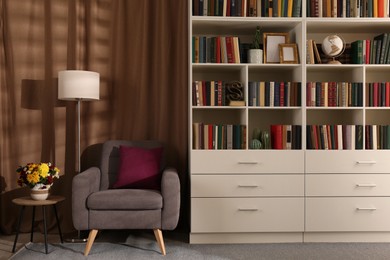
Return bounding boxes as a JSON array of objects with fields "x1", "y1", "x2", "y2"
[{"x1": 99, "y1": 140, "x2": 164, "y2": 190}]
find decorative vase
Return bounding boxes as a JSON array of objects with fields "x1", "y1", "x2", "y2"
[
  {"x1": 248, "y1": 49, "x2": 263, "y2": 64},
  {"x1": 30, "y1": 184, "x2": 50, "y2": 200}
]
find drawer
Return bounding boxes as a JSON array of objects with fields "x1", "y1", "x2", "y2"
[
  {"x1": 306, "y1": 197, "x2": 390, "y2": 232},
  {"x1": 306, "y1": 150, "x2": 390, "y2": 173},
  {"x1": 192, "y1": 175, "x2": 304, "y2": 197},
  {"x1": 191, "y1": 198, "x2": 304, "y2": 233},
  {"x1": 191, "y1": 150, "x2": 304, "y2": 174},
  {"x1": 306, "y1": 174, "x2": 390, "y2": 196}
]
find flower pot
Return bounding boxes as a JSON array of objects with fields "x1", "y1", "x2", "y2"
[
  {"x1": 248, "y1": 49, "x2": 263, "y2": 64},
  {"x1": 30, "y1": 184, "x2": 50, "y2": 200}
]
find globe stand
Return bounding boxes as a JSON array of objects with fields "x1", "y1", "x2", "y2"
[{"x1": 328, "y1": 57, "x2": 342, "y2": 64}]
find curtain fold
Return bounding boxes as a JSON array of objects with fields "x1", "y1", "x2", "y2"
[{"x1": 0, "y1": 0, "x2": 188, "y2": 234}]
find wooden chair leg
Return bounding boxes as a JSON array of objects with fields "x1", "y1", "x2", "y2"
[
  {"x1": 153, "y1": 229, "x2": 166, "y2": 255},
  {"x1": 84, "y1": 229, "x2": 98, "y2": 256}
]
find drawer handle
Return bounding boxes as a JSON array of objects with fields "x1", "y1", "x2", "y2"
[
  {"x1": 356, "y1": 184, "x2": 377, "y2": 188},
  {"x1": 237, "y1": 161, "x2": 259, "y2": 165},
  {"x1": 238, "y1": 208, "x2": 259, "y2": 211},
  {"x1": 238, "y1": 184, "x2": 259, "y2": 188},
  {"x1": 356, "y1": 207, "x2": 377, "y2": 211},
  {"x1": 356, "y1": 160, "x2": 377, "y2": 165}
]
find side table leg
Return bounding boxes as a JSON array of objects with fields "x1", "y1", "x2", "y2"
[
  {"x1": 12, "y1": 206, "x2": 25, "y2": 253},
  {"x1": 30, "y1": 206, "x2": 36, "y2": 242},
  {"x1": 53, "y1": 205, "x2": 63, "y2": 243},
  {"x1": 42, "y1": 206, "x2": 48, "y2": 254}
]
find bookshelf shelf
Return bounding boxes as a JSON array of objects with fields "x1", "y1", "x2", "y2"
[{"x1": 189, "y1": 0, "x2": 390, "y2": 244}]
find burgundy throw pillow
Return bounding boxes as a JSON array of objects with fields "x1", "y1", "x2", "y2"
[{"x1": 112, "y1": 145, "x2": 163, "y2": 190}]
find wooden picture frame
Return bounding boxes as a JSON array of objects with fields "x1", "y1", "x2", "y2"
[
  {"x1": 279, "y1": 43, "x2": 299, "y2": 64},
  {"x1": 263, "y1": 33, "x2": 290, "y2": 63}
]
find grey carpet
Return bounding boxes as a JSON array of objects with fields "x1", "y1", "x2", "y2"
[{"x1": 9, "y1": 233, "x2": 390, "y2": 260}]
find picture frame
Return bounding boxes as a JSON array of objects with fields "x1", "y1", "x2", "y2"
[
  {"x1": 279, "y1": 43, "x2": 299, "y2": 64},
  {"x1": 263, "y1": 33, "x2": 290, "y2": 63}
]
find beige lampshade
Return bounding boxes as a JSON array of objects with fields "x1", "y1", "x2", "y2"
[{"x1": 58, "y1": 70, "x2": 100, "y2": 100}]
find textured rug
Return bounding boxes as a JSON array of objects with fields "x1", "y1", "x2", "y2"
[{"x1": 9, "y1": 232, "x2": 390, "y2": 260}]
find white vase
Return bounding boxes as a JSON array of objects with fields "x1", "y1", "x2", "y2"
[
  {"x1": 30, "y1": 184, "x2": 50, "y2": 200},
  {"x1": 248, "y1": 49, "x2": 263, "y2": 64}
]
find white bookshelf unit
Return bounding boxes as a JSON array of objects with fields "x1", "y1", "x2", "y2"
[{"x1": 189, "y1": 1, "x2": 390, "y2": 243}]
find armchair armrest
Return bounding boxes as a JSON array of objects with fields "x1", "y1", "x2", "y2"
[
  {"x1": 72, "y1": 167, "x2": 101, "y2": 230},
  {"x1": 161, "y1": 167, "x2": 180, "y2": 230}
]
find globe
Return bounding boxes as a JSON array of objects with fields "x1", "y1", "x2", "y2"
[{"x1": 321, "y1": 35, "x2": 345, "y2": 64}]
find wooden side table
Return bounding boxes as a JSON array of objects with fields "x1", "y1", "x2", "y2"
[{"x1": 12, "y1": 195, "x2": 65, "y2": 254}]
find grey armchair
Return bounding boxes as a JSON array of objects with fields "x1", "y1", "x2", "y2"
[{"x1": 72, "y1": 140, "x2": 180, "y2": 256}]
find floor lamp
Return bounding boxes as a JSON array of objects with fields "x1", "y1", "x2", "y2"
[
  {"x1": 58, "y1": 70, "x2": 100, "y2": 173},
  {"x1": 58, "y1": 70, "x2": 99, "y2": 241}
]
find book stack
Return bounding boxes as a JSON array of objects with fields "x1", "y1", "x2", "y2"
[
  {"x1": 307, "y1": 125, "x2": 363, "y2": 150},
  {"x1": 351, "y1": 33, "x2": 390, "y2": 64},
  {"x1": 307, "y1": 0, "x2": 390, "y2": 17},
  {"x1": 193, "y1": 123, "x2": 247, "y2": 149},
  {"x1": 306, "y1": 82, "x2": 363, "y2": 107},
  {"x1": 193, "y1": 80, "x2": 244, "y2": 106},
  {"x1": 248, "y1": 81, "x2": 302, "y2": 107},
  {"x1": 366, "y1": 82, "x2": 390, "y2": 107},
  {"x1": 193, "y1": 36, "x2": 241, "y2": 64},
  {"x1": 270, "y1": 124, "x2": 302, "y2": 149},
  {"x1": 366, "y1": 125, "x2": 390, "y2": 149},
  {"x1": 193, "y1": 0, "x2": 302, "y2": 17}
]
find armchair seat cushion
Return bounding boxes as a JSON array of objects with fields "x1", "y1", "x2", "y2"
[{"x1": 87, "y1": 189, "x2": 163, "y2": 210}]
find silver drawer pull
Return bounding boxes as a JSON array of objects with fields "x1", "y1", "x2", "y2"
[
  {"x1": 356, "y1": 184, "x2": 377, "y2": 187},
  {"x1": 356, "y1": 207, "x2": 377, "y2": 211},
  {"x1": 238, "y1": 184, "x2": 259, "y2": 188},
  {"x1": 238, "y1": 208, "x2": 258, "y2": 211},
  {"x1": 237, "y1": 161, "x2": 259, "y2": 165},
  {"x1": 356, "y1": 161, "x2": 377, "y2": 165}
]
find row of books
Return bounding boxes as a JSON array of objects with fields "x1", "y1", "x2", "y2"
[
  {"x1": 366, "y1": 82, "x2": 390, "y2": 107},
  {"x1": 193, "y1": 123, "x2": 247, "y2": 149},
  {"x1": 193, "y1": 0, "x2": 302, "y2": 17},
  {"x1": 270, "y1": 125, "x2": 302, "y2": 149},
  {"x1": 193, "y1": 36, "x2": 243, "y2": 64},
  {"x1": 366, "y1": 125, "x2": 390, "y2": 149},
  {"x1": 351, "y1": 33, "x2": 390, "y2": 64},
  {"x1": 306, "y1": 82, "x2": 363, "y2": 107},
  {"x1": 307, "y1": 0, "x2": 390, "y2": 17},
  {"x1": 193, "y1": 123, "x2": 390, "y2": 150},
  {"x1": 248, "y1": 81, "x2": 302, "y2": 107},
  {"x1": 192, "y1": 80, "x2": 245, "y2": 106},
  {"x1": 307, "y1": 125, "x2": 363, "y2": 150}
]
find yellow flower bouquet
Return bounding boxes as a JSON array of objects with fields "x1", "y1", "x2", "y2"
[{"x1": 16, "y1": 162, "x2": 60, "y2": 189}]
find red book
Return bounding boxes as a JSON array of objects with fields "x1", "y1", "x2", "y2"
[
  {"x1": 225, "y1": 36, "x2": 235, "y2": 63},
  {"x1": 373, "y1": 82, "x2": 378, "y2": 107},
  {"x1": 365, "y1": 40, "x2": 371, "y2": 64},
  {"x1": 386, "y1": 82, "x2": 390, "y2": 107},
  {"x1": 226, "y1": 0, "x2": 231, "y2": 16},
  {"x1": 208, "y1": 124, "x2": 214, "y2": 149},
  {"x1": 216, "y1": 37, "x2": 221, "y2": 63},
  {"x1": 271, "y1": 125, "x2": 283, "y2": 149},
  {"x1": 312, "y1": 125, "x2": 319, "y2": 149},
  {"x1": 378, "y1": 0, "x2": 385, "y2": 17},
  {"x1": 280, "y1": 82, "x2": 285, "y2": 106}
]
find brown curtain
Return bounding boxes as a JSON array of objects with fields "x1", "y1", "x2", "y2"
[{"x1": 0, "y1": 0, "x2": 188, "y2": 234}]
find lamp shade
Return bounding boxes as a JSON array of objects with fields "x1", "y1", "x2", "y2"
[{"x1": 58, "y1": 70, "x2": 100, "y2": 101}]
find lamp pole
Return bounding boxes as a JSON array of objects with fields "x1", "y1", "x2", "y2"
[{"x1": 77, "y1": 99, "x2": 81, "y2": 173}]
